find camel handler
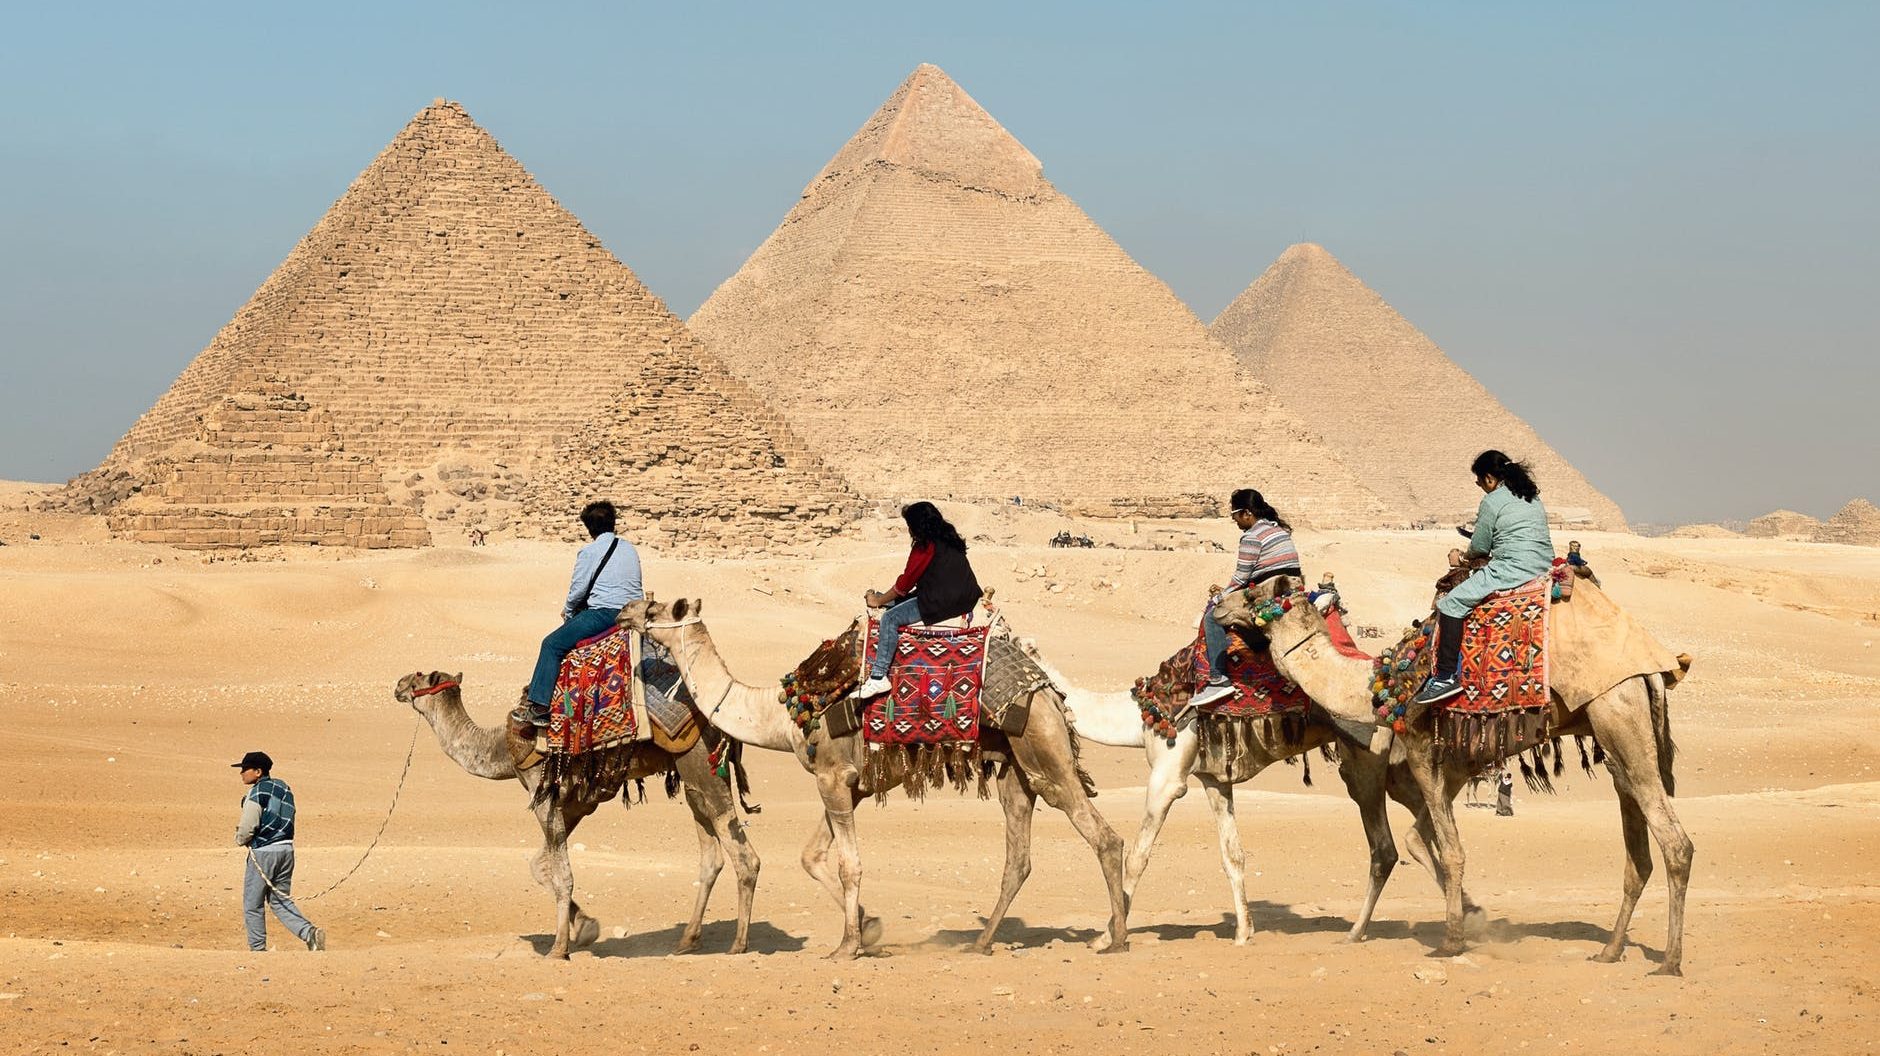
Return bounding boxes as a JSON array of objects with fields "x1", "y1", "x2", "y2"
[
  {"x1": 233, "y1": 751, "x2": 325, "y2": 952},
  {"x1": 514, "y1": 500, "x2": 643, "y2": 728},
  {"x1": 1413, "y1": 450, "x2": 1553, "y2": 708},
  {"x1": 1190, "y1": 488, "x2": 1303, "y2": 709}
]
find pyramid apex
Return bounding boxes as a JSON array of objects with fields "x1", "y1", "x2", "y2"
[{"x1": 810, "y1": 64, "x2": 1042, "y2": 196}]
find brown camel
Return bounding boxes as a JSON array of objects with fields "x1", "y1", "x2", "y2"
[
  {"x1": 1218, "y1": 576, "x2": 1695, "y2": 975},
  {"x1": 623, "y1": 598, "x2": 1131, "y2": 958},
  {"x1": 394, "y1": 669, "x2": 760, "y2": 959}
]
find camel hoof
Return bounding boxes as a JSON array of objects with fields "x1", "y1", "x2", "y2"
[
  {"x1": 727, "y1": 941, "x2": 749, "y2": 956},
  {"x1": 1097, "y1": 939, "x2": 1130, "y2": 955},
  {"x1": 547, "y1": 947, "x2": 570, "y2": 961},
  {"x1": 861, "y1": 916, "x2": 884, "y2": 947},
  {"x1": 675, "y1": 935, "x2": 701, "y2": 955},
  {"x1": 1649, "y1": 963, "x2": 1683, "y2": 978},
  {"x1": 828, "y1": 943, "x2": 862, "y2": 960},
  {"x1": 1588, "y1": 948, "x2": 1624, "y2": 964},
  {"x1": 1431, "y1": 942, "x2": 1467, "y2": 958},
  {"x1": 571, "y1": 917, "x2": 600, "y2": 950},
  {"x1": 1341, "y1": 930, "x2": 1367, "y2": 945}
]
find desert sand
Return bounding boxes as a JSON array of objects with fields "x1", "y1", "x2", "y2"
[{"x1": 3, "y1": 490, "x2": 1878, "y2": 1054}]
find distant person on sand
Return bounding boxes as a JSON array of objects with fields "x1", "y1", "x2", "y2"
[
  {"x1": 1496, "y1": 770, "x2": 1515, "y2": 816},
  {"x1": 1192, "y1": 489, "x2": 1304, "y2": 709},
  {"x1": 233, "y1": 751, "x2": 325, "y2": 952},
  {"x1": 1414, "y1": 451, "x2": 1553, "y2": 707},
  {"x1": 854, "y1": 502, "x2": 982, "y2": 700},
  {"x1": 515, "y1": 501, "x2": 642, "y2": 728}
]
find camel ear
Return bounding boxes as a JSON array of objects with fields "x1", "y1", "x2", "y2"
[
  {"x1": 672, "y1": 598, "x2": 691, "y2": 620},
  {"x1": 690, "y1": 597, "x2": 704, "y2": 617},
  {"x1": 451, "y1": 672, "x2": 463, "y2": 685}
]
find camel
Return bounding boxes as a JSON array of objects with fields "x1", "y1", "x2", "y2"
[
  {"x1": 1218, "y1": 576, "x2": 1695, "y2": 975},
  {"x1": 623, "y1": 597, "x2": 1131, "y2": 958},
  {"x1": 1038, "y1": 653, "x2": 1478, "y2": 947},
  {"x1": 394, "y1": 669, "x2": 760, "y2": 959}
]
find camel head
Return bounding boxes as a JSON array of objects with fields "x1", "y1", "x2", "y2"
[
  {"x1": 1217, "y1": 575, "x2": 1324, "y2": 656},
  {"x1": 394, "y1": 669, "x2": 464, "y2": 710},
  {"x1": 622, "y1": 596, "x2": 705, "y2": 653}
]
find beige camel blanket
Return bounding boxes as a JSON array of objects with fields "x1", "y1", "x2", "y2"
[{"x1": 1547, "y1": 581, "x2": 1686, "y2": 711}]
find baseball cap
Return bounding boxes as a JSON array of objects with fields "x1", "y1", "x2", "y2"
[{"x1": 231, "y1": 751, "x2": 273, "y2": 772}]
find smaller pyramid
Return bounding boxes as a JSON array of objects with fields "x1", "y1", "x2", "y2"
[
  {"x1": 1211, "y1": 244, "x2": 1627, "y2": 529},
  {"x1": 107, "y1": 374, "x2": 430, "y2": 549},
  {"x1": 1813, "y1": 499, "x2": 1880, "y2": 547},
  {"x1": 1745, "y1": 509, "x2": 1821, "y2": 540}
]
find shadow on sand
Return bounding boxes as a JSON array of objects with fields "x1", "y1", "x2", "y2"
[{"x1": 523, "y1": 919, "x2": 807, "y2": 958}]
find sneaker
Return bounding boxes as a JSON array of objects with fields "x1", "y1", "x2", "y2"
[
  {"x1": 852, "y1": 676, "x2": 892, "y2": 699},
  {"x1": 1188, "y1": 681, "x2": 1236, "y2": 709},
  {"x1": 1413, "y1": 675, "x2": 1464, "y2": 707},
  {"x1": 305, "y1": 926, "x2": 326, "y2": 952}
]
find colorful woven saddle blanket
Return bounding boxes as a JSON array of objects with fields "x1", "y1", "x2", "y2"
[
  {"x1": 548, "y1": 627, "x2": 697, "y2": 756},
  {"x1": 861, "y1": 619, "x2": 989, "y2": 747},
  {"x1": 1132, "y1": 618, "x2": 1311, "y2": 743},
  {"x1": 780, "y1": 617, "x2": 1036, "y2": 745}
]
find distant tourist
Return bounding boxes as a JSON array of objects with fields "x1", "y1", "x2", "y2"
[
  {"x1": 1566, "y1": 540, "x2": 1601, "y2": 586},
  {"x1": 1415, "y1": 451, "x2": 1552, "y2": 707},
  {"x1": 1496, "y1": 770, "x2": 1515, "y2": 816},
  {"x1": 514, "y1": 501, "x2": 642, "y2": 728},
  {"x1": 468, "y1": 528, "x2": 486, "y2": 547},
  {"x1": 854, "y1": 502, "x2": 982, "y2": 700},
  {"x1": 233, "y1": 751, "x2": 325, "y2": 952},
  {"x1": 1192, "y1": 489, "x2": 1303, "y2": 709}
]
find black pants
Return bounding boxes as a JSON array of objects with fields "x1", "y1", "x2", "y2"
[{"x1": 1435, "y1": 612, "x2": 1465, "y2": 680}]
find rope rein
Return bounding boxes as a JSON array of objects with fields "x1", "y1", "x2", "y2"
[{"x1": 244, "y1": 714, "x2": 422, "y2": 903}]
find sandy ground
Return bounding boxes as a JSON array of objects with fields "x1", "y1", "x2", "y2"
[{"x1": 2, "y1": 490, "x2": 1878, "y2": 1054}]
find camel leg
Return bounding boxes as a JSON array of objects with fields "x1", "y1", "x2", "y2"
[
  {"x1": 529, "y1": 800, "x2": 580, "y2": 959},
  {"x1": 1010, "y1": 701, "x2": 1129, "y2": 953},
  {"x1": 1337, "y1": 749, "x2": 1398, "y2": 943},
  {"x1": 801, "y1": 814, "x2": 884, "y2": 949},
  {"x1": 1123, "y1": 733, "x2": 1196, "y2": 906},
  {"x1": 972, "y1": 764, "x2": 1038, "y2": 953},
  {"x1": 1196, "y1": 774, "x2": 1251, "y2": 945},
  {"x1": 1387, "y1": 764, "x2": 1485, "y2": 924},
  {"x1": 1586, "y1": 678, "x2": 1693, "y2": 976},
  {"x1": 673, "y1": 746, "x2": 761, "y2": 955},
  {"x1": 1590, "y1": 784, "x2": 1651, "y2": 965},
  {"x1": 676, "y1": 809, "x2": 723, "y2": 954},
  {"x1": 1403, "y1": 734, "x2": 1469, "y2": 955}
]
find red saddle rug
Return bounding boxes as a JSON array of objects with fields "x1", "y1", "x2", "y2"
[
  {"x1": 1436, "y1": 574, "x2": 1552, "y2": 759},
  {"x1": 548, "y1": 626, "x2": 637, "y2": 755},
  {"x1": 861, "y1": 619, "x2": 989, "y2": 747}
]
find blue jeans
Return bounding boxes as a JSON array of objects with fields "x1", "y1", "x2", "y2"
[
  {"x1": 870, "y1": 597, "x2": 924, "y2": 679},
  {"x1": 1202, "y1": 607, "x2": 1232, "y2": 685},
  {"x1": 243, "y1": 842, "x2": 313, "y2": 951},
  {"x1": 527, "y1": 607, "x2": 621, "y2": 706}
]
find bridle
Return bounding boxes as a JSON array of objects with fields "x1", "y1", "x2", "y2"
[
  {"x1": 409, "y1": 679, "x2": 459, "y2": 698},
  {"x1": 640, "y1": 615, "x2": 734, "y2": 720}
]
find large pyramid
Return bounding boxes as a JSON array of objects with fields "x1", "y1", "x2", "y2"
[
  {"x1": 688, "y1": 65, "x2": 1389, "y2": 524},
  {"x1": 65, "y1": 100, "x2": 856, "y2": 548},
  {"x1": 1210, "y1": 244, "x2": 1627, "y2": 530}
]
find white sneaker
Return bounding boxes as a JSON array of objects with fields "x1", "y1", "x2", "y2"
[
  {"x1": 1188, "y1": 681, "x2": 1236, "y2": 709},
  {"x1": 852, "y1": 676, "x2": 892, "y2": 699}
]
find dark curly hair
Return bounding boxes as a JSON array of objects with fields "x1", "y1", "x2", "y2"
[{"x1": 901, "y1": 501, "x2": 967, "y2": 552}]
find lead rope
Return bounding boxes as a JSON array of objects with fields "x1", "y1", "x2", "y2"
[{"x1": 243, "y1": 715, "x2": 422, "y2": 902}]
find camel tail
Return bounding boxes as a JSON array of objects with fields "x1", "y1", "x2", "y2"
[
  {"x1": 1067, "y1": 724, "x2": 1098, "y2": 799},
  {"x1": 1648, "y1": 672, "x2": 1676, "y2": 798}
]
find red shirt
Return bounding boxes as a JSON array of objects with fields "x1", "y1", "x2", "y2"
[{"x1": 891, "y1": 541, "x2": 935, "y2": 597}]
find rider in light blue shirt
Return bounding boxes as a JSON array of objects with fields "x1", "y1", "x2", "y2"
[{"x1": 517, "y1": 501, "x2": 644, "y2": 727}]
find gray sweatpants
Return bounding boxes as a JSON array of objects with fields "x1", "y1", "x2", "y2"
[{"x1": 243, "y1": 841, "x2": 314, "y2": 951}]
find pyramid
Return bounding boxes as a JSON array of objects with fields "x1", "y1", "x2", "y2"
[
  {"x1": 108, "y1": 373, "x2": 430, "y2": 549},
  {"x1": 688, "y1": 65, "x2": 1389, "y2": 525},
  {"x1": 1813, "y1": 499, "x2": 1880, "y2": 547},
  {"x1": 64, "y1": 100, "x2": 856, "y2": 547},
  {"x1": 1210, "y1": 244, "x2": 1628, "y2": 530},
  {"x1": 1746, "y1": 509, "x2": 1822, "y2": 540}
]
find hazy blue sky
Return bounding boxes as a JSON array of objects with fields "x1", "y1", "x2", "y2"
[{"x1": 1, "y1": 2, "x2": 1873, "y2": 524}]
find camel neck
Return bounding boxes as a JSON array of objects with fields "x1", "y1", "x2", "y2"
[
  {"x1": 1266, "y1": 616, "x2": 1379, "y2": 726},
  {"x1": 664, "y1": 626, "x2": 802, "y2": 754},
  {"x1": 420, "y1": 691, "x2": 518, "y2": 780},
  {"x1": 1059, "y1": 685, "x2": 1148, "y2": 748}
]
